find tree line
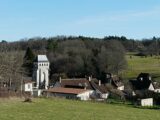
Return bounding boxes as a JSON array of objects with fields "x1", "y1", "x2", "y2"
[{"x1": 0, "y1": 35, "x2": 160, "y2": 85}]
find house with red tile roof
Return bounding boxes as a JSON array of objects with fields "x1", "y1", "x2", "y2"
[
  {"x1": 52, "y1": 77, "x2": 109, "y2": 100},
  {"x1": 44, "y1": 87, "x2": 94, "y2": 100}
]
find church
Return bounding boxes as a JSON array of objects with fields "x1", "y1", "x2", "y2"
[
  {"x1": 23, "y1": 55, "x2": 50, "y2": 96},
  {"x1": 32, "y1": 55, "x2": 50, "y2": 89}
]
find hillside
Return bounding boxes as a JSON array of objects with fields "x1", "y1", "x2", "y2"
[
  {"x1": 123, "y1": 53, "x2": 160, "y2": 81},
  {"x1": 0, "y1": 98, "x2": 160, "y2": 120}
]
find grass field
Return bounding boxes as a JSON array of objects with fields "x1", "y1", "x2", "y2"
[
  {"x1": 122, "y1": 54, "x2": 160, "y2": 81},
  {"x1": 0, "y1": 98, "x2": 160, "y2": 120}
]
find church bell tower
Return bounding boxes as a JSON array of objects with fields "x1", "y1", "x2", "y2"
[{"x1": 32, "y1": 55, "x2": 49, "y2": 89}]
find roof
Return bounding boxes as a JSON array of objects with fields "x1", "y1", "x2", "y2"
[
  {"x1": 23, "y1": 77, "x2": 35, "y2": 84},
  {"x1": 130, "y1": 73, "x2": 152, "y2": 90},
  {"x1": 152, "y1": 82, "x2": 160, "y2": 89},
  {"x1": 23, "y1": 80, "x2": 35, "y2": 84},
  {"x1": 90, "y1": 81, "x2": 108, "y2": 93},
  {"x1": 35, "y1": 55, "x2": 49, "y2": 62},
  {"x1": 45, "y1": 87, "x2": 89, "y2": 95},
  {"x1": 59, "y1": 78, "x2": 94, "y2": 90},
  {"x1": 111, "y1": 76, "x2": 124, "y2": 87}
]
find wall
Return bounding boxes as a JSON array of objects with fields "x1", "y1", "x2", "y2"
[
  {"x1": 47, "y1": 92, "x2": 77, "y2": 99},
  {"x1": 141, "y1": 98, "x2": 153, "y2": 106},
  {"x1": 23, "y1": 83, "x2": 33, "y2": 92},
  {"x1": 33, "y1": 61, "x2": 49, "y2": 89},
  {"x1": 148, "y1": 84, "x2": 155, "y2": 91},
  {"x1": 77, "y1": 90, "x2": 94, "y2": 101},
  {"x1": 101, "y1": 93, "x2": 109, "y2": 99},
  {"x1": 118, "y1": 86, "x2": 124, "y2": 91}
]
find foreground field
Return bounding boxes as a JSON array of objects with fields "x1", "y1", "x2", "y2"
[
  {"x1": 0, "y1": 98, "x2": 160, "y2": 120},
  {"x1": 123, "y1": 54, "x2": 160, "y2": 81}
]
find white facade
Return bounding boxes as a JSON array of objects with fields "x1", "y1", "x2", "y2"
[
  {"x1": 101, "y1": 93, "x2": 109, "y2": 99},
  {"x1": 22, "y1": 82, "x2": 33, "y2": 95},
  {"x1": 33, "y1": 89, "x2": 43, "y2": 97},
  {"x1": 33, "y1": 55, "x2": 49, "y2": 89},
  {"x1": 117, "y1": 86, "x2": 124, "y2": 91},
  {"x1": 154, "y1": 89, "x2": 160, "y2": 93},
  {"x1": 148, "y1": 84, "x2": 155, "y2": 91},
  {"x1": 148, "y1": 83, "x2": 160, "y2": 93},
  {"x1": 140, "y1": 98, "x2": 153, "y2": 106},
  {"x1": 22, "y1": 83, "x2": 33, "y2": 92},
  {"x1": 77, "y1": 90, "x2": 94, "y2": 101}
]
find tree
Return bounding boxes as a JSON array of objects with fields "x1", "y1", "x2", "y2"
[{"x1": 23, "y1": 47, "x2": 35, "y2": 76}]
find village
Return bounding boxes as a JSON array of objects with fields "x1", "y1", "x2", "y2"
[{"x1": 1, "y1": 54, "x2": 160, "y2": 107}]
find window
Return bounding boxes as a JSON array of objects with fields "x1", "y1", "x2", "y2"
[{"x1": 28, "y1": 84, "x2": 30, "y2": 89}]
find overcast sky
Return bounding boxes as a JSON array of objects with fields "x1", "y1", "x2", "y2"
[{"x1": 1, "y1": 0, "x2": 160, "y2": 41}]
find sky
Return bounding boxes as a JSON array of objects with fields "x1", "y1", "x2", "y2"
[{"x1": 1, "y1": 0, "x2": 160, "y2": 41}]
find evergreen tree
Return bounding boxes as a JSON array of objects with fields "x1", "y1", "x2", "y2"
[{"x1": 23, "y1": 47, "x2": 35, "y2": 76}]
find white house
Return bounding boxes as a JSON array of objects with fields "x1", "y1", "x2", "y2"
[
  {"x1": 44, "y1": 87, "x2": 94, "y2": 101},
  {"x1": 22, "y1": 80, "x2": 34, "y2": 95},
  {"x1": 151, "y1": 82, "x2": 160, "y2": 93},
  {"x1": 32, "y1": 55, "x2": 49, "y2": 89}
]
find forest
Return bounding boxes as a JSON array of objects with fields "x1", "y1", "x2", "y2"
[{"x1": 0, "y1": 36, "x2": 160, "y2": 87}]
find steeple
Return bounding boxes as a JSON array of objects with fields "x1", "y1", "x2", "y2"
[{"x1": 32, "y1": 55, "x2": 49, "y2": 89}]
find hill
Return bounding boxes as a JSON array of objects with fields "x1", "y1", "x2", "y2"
[
  {"x1": 122, "y1": 53, "x2": 160, "y2": 81},
  {"x1": 0, "y1": 98, "x2": 160, "y2": 120}
]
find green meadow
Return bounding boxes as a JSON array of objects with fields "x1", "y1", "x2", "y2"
[
  {"x1": 122, "y1": 54, "x2": 160, "y2": 81},
  {"x1": 0, "y1": 98, "x2": 160, "y2": 120}
]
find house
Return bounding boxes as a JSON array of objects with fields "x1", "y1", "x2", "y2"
[
  {"x1": 90, "y1": 80, "x2": 109, "y2": 99},
  {"x1": 44, "y1": 87, "x2": 94, "y2": 100},
  {"x1": 22, "y1": 79, "x2": 34, "y2": 95},
  {"x1": 152, "y1": 82, "x2": 160, "y2": 93},
  {"x1": 54, "y1": 77, "x2": 93, "y2": 89},
  {"x1": 130, "y1": 73, "x2": 160, "y2": 93},
  {"x1": 105, "y1": 73, "x2": 124, "y2": 90},
  {"x1": 53, "y1": 77, "x2": 109, "y2": 100},
  {"x1": 112, "y1": 76, "x2": 124, "y2": 90}
]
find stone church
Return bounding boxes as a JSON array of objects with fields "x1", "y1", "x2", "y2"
[{"x1": 32, "y1": 55, "x2": 49, "y2": 89}]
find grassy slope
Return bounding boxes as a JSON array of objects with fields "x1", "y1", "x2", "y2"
[
  {"x1": 0, "y1": 98, "x2": 160, "y2": 120},
  {"x1": 123, "y1": 54, "x2": 160, "y2": 81}
]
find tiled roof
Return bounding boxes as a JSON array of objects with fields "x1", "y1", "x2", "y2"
[
  {"x1": 45, "y1": 87, "x2": 88, "y2": 95},
  {"x1": 90, "y1": 81, "x2": 108, "y2": 93},
  {"x1": 112, "y1": 76, "x2": 124, "y2": 87},
  {"x1": 152, "y1": 82, "x2": 160, "y2": 89},
  {"x1": 22, "y1": 77, "x2": 34, "y2": 84},
  {"x1": 23, "y1": 80, "x2": 35, "y2": 84},
  {"x1": 60, "y1": 78, "x2": 94, "y2": 90}
]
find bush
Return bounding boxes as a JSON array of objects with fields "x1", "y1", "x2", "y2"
[{"x1": 24, "y1": 97, "x2": 32, "y2": 103}]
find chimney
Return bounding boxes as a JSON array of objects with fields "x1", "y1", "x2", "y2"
[
  {"x1": 89, "y1": 76, "x2": 92, "y2": 82},
  {"x1": 99, "y1": 80, "x2": 101, "y2": 86},
  {"x1": 59, "y1": 77, "x2": 62, "y2": 83}
]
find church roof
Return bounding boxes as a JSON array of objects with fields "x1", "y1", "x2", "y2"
[{"x1": 35, "y1": 55, "x2": 49, "y2": 62}]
